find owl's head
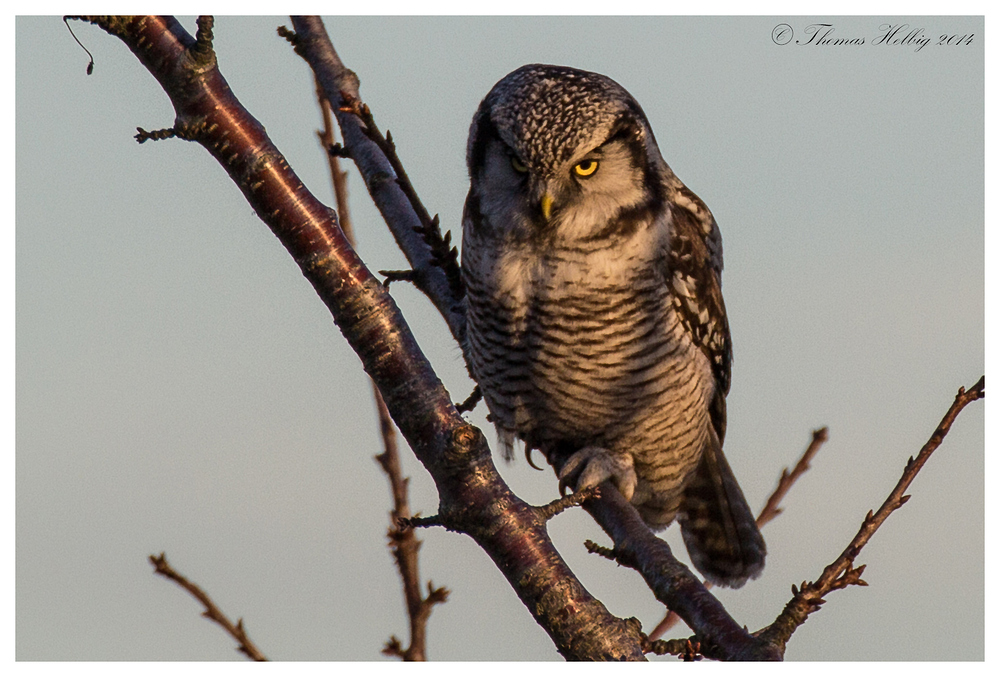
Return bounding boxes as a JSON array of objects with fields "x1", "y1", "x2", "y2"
[{"x1": 466, "y1": 64, "x2": 667, "y2": 242}]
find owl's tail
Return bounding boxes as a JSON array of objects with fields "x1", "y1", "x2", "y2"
[{"x1": 678, "y1": 430, "x2": 766, "y2": 588}]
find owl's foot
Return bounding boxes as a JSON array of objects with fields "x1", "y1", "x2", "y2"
[{"x1": 557, "y1": 447, "x2": 637, "y2": 502}]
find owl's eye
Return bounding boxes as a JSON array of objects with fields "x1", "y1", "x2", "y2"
[
  {"x1": 573, "y1": 159, "x2": 599, "y2": 177},
  {"x1": 510, "y1": 156, "x2": 529, "y2": 174}
]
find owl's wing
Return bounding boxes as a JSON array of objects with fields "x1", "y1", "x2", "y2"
[
  {"x1": 666, "y1": 180, "x2": 765, "y2": 587},
  {"x1": 664, "y1": 181, "x2": 732, "y2": 443}
]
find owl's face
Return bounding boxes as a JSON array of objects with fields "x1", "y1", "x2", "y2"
[{"x1": 466, "y1": 65, "x2": 667, "y2": 244}]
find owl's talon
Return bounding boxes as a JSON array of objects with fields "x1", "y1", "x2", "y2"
[
  {"x1": 525, "y1": 447, "x2": 545, "y2": 471},
  {"x1": 557, "y1": 447, "x2": 637, "y2": 502}
]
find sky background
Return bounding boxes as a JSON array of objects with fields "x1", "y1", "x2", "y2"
[{"x1": 16, "y1": 15, "x2": 985, "y2": 661}]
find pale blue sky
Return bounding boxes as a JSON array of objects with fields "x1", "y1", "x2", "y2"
[{"x1": 16, "y1": 15, "x2": 984, "y2": 661}]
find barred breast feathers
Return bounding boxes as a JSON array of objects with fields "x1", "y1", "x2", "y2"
[{"x1": 463, "y1": 189, "x2": 718, "y2": 460}]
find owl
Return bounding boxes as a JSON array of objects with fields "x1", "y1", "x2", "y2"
[{"x1": 460, "y1": 64, "x2": 765, "y2": 588}]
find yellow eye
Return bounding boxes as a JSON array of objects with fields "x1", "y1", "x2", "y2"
[
  {"x1": 573, "y1": 159, "x2": 599, "y2": 177},
  {"x1": 510, "y1": 156, "x2": 528, "y2": 173}
]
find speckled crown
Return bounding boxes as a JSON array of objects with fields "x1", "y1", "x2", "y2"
[{"x1": 479, "y1": 64, "x2": 636, "y2": 173}]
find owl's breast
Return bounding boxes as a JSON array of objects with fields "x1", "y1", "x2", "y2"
[{"x1": 463, "y1": 227, "x2": 713, "y2": 456}]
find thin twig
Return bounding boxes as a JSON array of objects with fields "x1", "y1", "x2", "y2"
[
  {"x1": 536, "y1": 485, "x2": 601, "y2": 522},
  {"x1": 317, "y1": 90, "x2": 355, "y2": 245},
  {"x1": 757, "y1": 427, "x2": 829, "y2": 529},
  {"x1": 649, "y1": 427, "x2": 830, "y2": 640},
  {"x1": 148, "y1": 552, "x2": 267, "y2": 661},
  {"x1": 455, "y1": 385, "x2": 482, "y2": 414},
  {"x1": 645, "y1": 637, "x2": 703, "y2": 661},
  {"x1": 401, "y1": 514, "x2": 447, "y2": 529},
  {"x1": 317, "y1": 89, "x2": 447, "y2": 661},
  {"x1": 62, "y1": 16, "x2": 95, "y2": 74},
  {"x1": 374, "y1": 386, "x2": 450, "y2": 662}
]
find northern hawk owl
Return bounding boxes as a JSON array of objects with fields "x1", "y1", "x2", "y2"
[{"x1": 460, "y1": 64, "x2": 765, "y2": 587}]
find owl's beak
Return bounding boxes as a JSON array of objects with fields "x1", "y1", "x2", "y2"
[{"x1": 540, "y1": 193, "x2": 554, "y2": 222}]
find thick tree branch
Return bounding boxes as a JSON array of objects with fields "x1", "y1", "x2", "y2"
[
  {"x1": 78, "y1": 14, "x2": 649, "y2": 660},
  {"x1": 149, "y1": 553, "x2": 267, "y2": 661}
]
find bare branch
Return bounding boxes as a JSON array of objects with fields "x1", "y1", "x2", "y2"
[
  {"x1": 536, "y1": 485, "x2": 600, "y2": 522},
  {"x1": 280, "y1": 19, "x2": 466, "y2": 343},
  {"x1": 374, "y1": 386, "x2": 451, "y2": 662},
  {"x1": 455, "y1": 385, "x2": 483, "y2": 414},
  {"x1": 338, "y1": 94, "x2": 464, "y2": 305},
  {"x1": 134, "y1": 126, "x2": 179, "y2": 143},
  {"x1": 401, "y1": 514, "x2": 446, "y2": 529},
  {"x1": 757, "y1": 376, "x2": 985, "y2": 654},
  {"x1": 757, "y1": 427, "x2": 829, "y2": 529},
  {"x1": 318, "y1": 87, "x2": 447, "y2": 662},
  {"x1": 148, "y1": 553, "x2": 267, "y2": 661},
  {"x1": 317, "y1": 91, "x2": 355, "y2": 244},
  {"x1": 381, "y1": 635, "x2": 405, "y2": 659},
  {"x1": 581, "y1": 483, "x2": 781, "y2": 660}
]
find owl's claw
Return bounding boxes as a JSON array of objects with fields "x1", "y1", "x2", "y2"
[
  {"x1": 557, "y1": 447, "x2": 637, "y2": 502},
  {"x1": 525, "y1": 447, "x2": 545, "y2": 471}
]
